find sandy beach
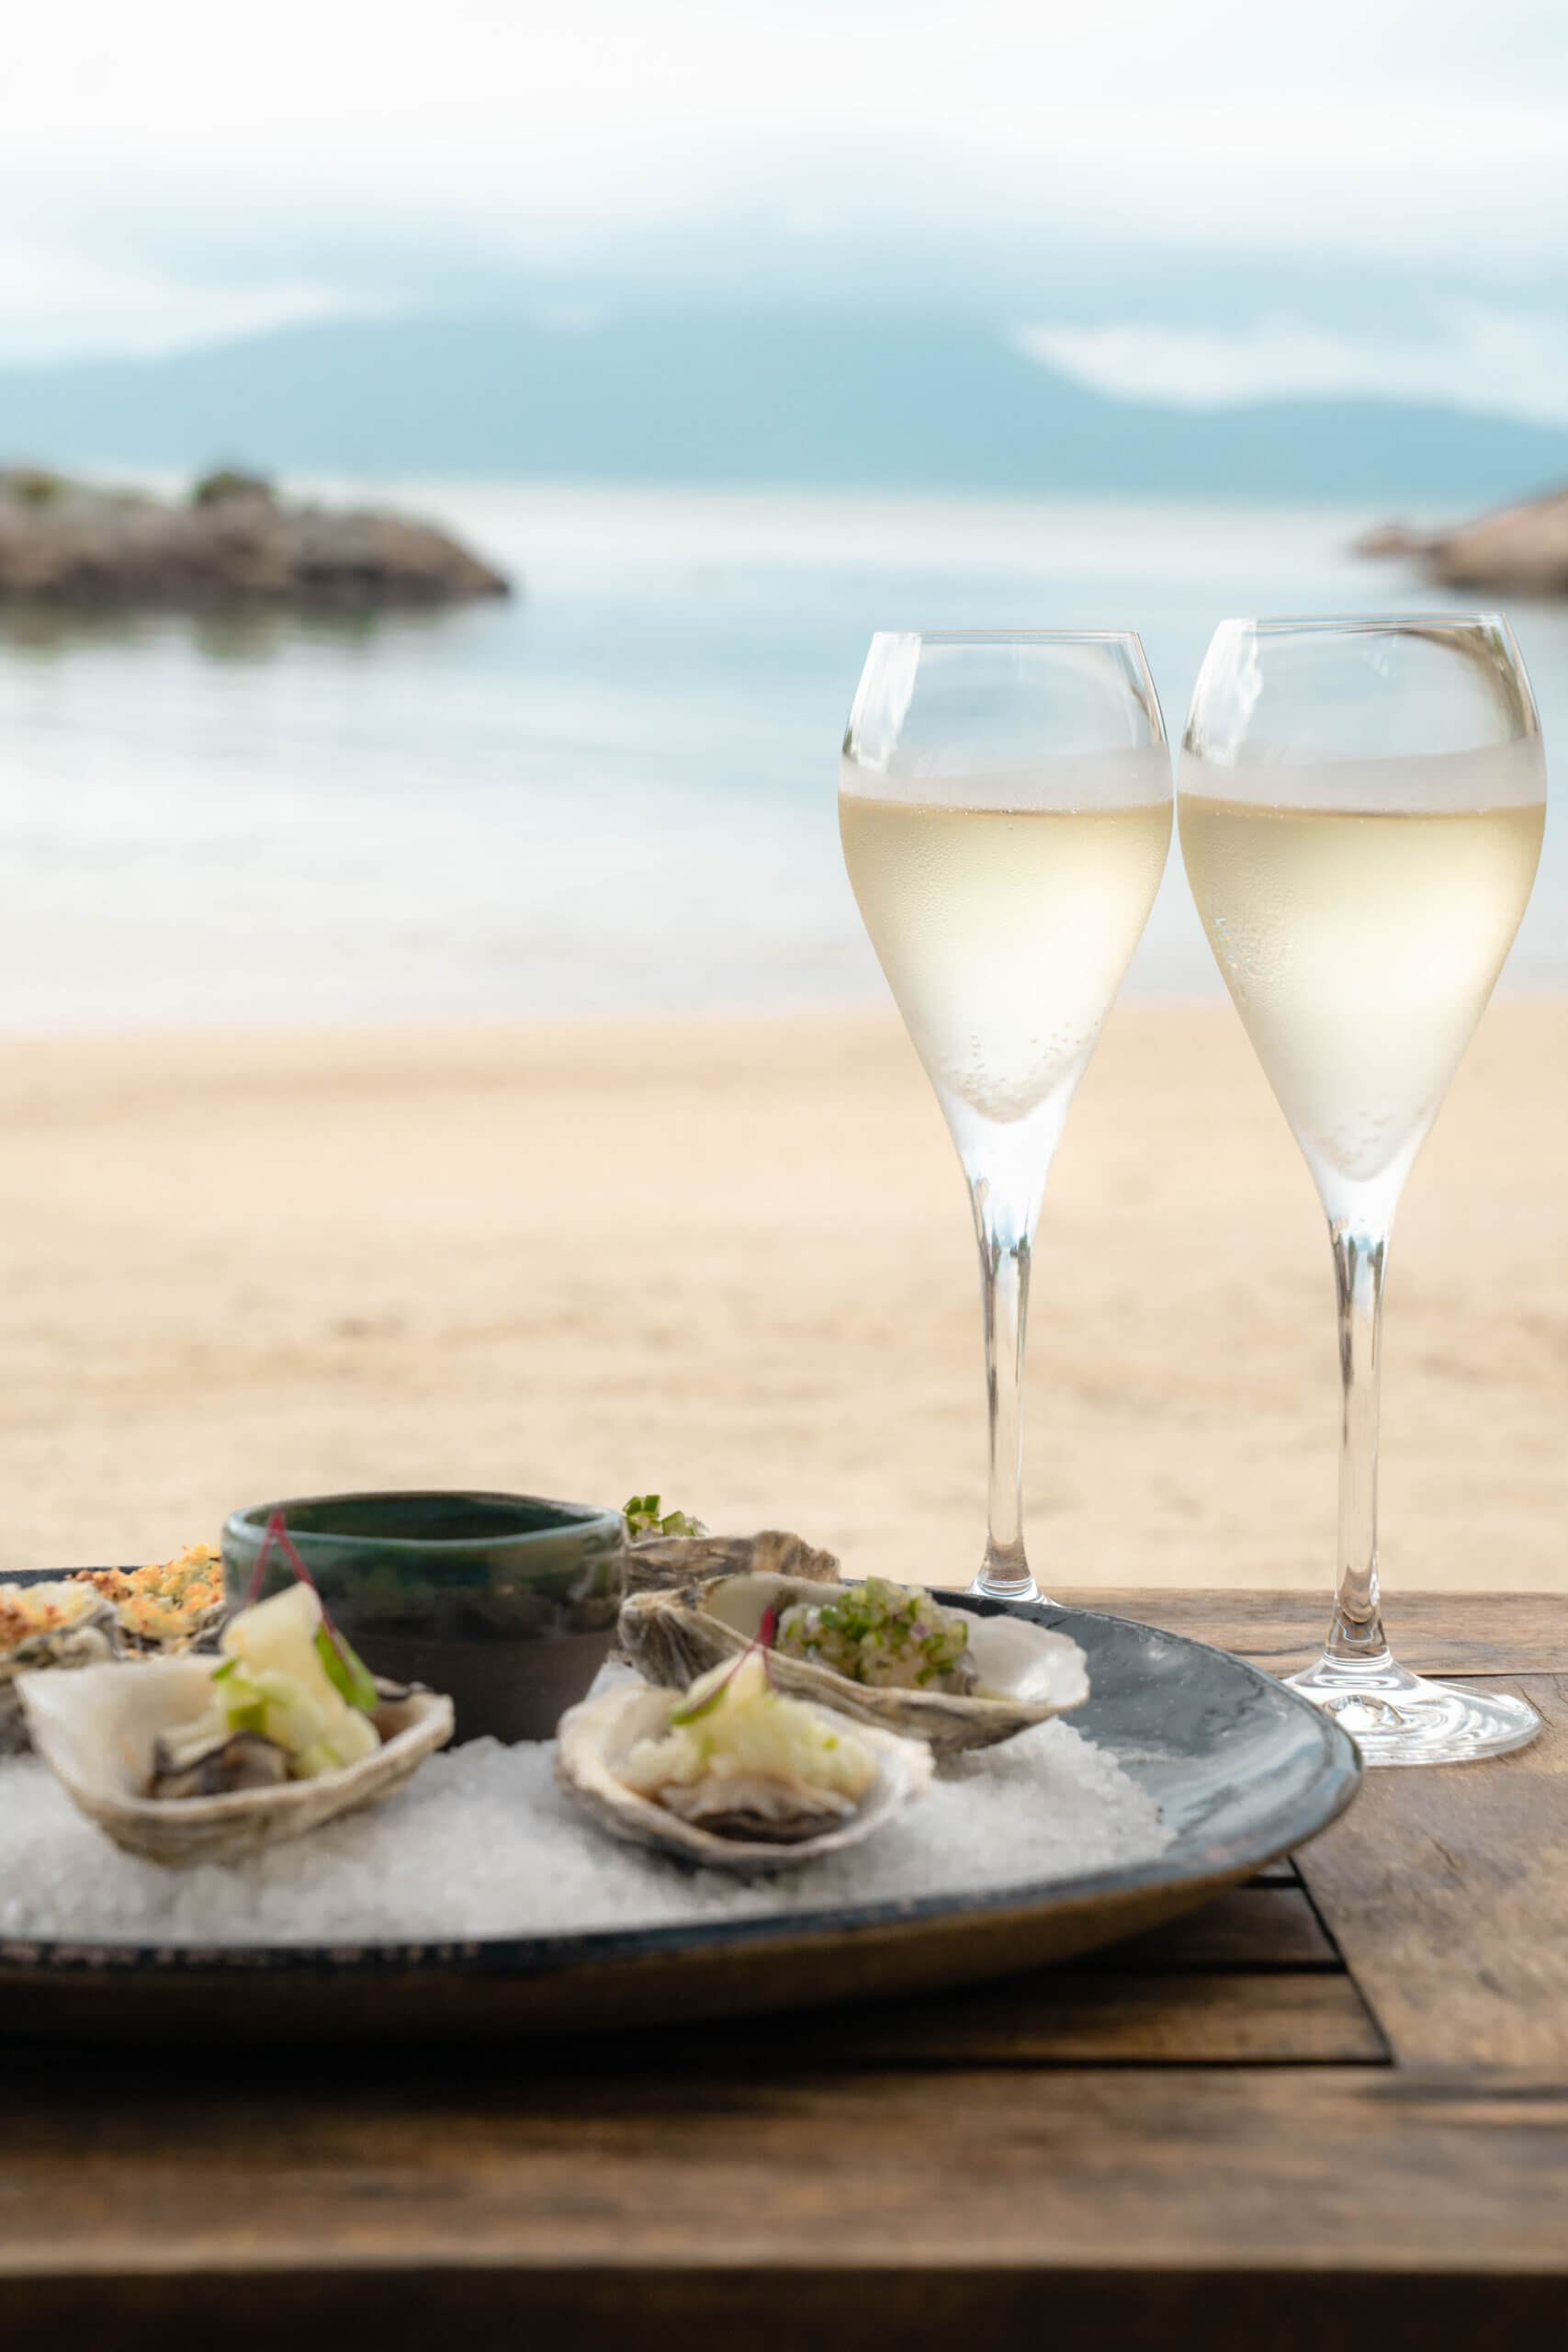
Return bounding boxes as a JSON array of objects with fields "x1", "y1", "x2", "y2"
[{"x1": 0, "y1": 998, "x2": 1562, "y2": 1598}]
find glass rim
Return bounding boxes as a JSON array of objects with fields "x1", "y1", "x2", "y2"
[
  {"x1": 1209, "y1": 612, "x2": 1509, "y2": 638},
  {"x1": 869, "y1": 628, "x2": 1150, "y2": 648}
]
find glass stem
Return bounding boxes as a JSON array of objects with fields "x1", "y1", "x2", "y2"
[
  {"x1": 970, "y1": 1177, "x2": 1038, "y2": 1603},
  {"x1": 1290, "y1": 1197, "x2": 1541, "y2": 1763},
  {"x1": 1325, "y1": 1217, "x2": 1392, "y2": 1668}
]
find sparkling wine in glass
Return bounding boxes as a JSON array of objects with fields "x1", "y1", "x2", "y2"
[
  {"x1": 1179, "y1": 616, "x2": 1546, "y2": 1764},
  {"x1": 840, "y1": 631, "x2": 1171, "y2": 1602}
]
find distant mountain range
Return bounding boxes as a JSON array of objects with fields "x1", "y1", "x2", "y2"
[{"x1": 1, "y1": 312, "x2": 1564, "y2": 503}]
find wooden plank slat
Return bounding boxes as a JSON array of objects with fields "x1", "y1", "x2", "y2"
[
  {"x1": 2, "y1": 2065, "x2": 1565, "y2": 2283},
  {"x1": 10, "y1": 2263, "x2": 1568, "y2": 2351},
  {"x1": 613, "y1": 1883, "x2": 1371, "y2": 2064},
  {"x1": 1054, "y1": 1590, "x2": 1568, "y2": 1678},
  {"x1": 1247, "y1": 1858, "x2": 1301, "y2": 1885},
  {"x1": 629, "y1": 1894, "x2": 1366, "y2": 2069},
  {"x1": 766, "y1": 1972, "x2": 1384, "y2": 2067},
  {"x1": 1295, "y1": 1671, "x2": 1568, "y2": 2072},
  {"x1": 1092, "y1": 1884, "x2": 1337, "y2": 1971}
]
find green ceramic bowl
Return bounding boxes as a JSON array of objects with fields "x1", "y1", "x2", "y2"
[{"x1": 220, "y1": 1490, "x2": 626, "y2": 1745}]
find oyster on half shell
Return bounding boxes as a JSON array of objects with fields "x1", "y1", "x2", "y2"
[
  {"x1": 620, "y1": 1573, "x2": 1089, "y2": 1759},
  {"x1": 18, "y1": 1656, "x2": 454, "y2": 1867},
  {"x1": 625, "y1": 1527, "x2": 840, "y2": 1596},
  {"x1": 556, "y1": 1679, "x2": 932, "y2": 1873},
  {"x1": 0, "y1": 1579, "x2": 118, "y2": 1757},
  {"x1": 83, "y1": 1546, "x2": 230, "y2": 1656}
]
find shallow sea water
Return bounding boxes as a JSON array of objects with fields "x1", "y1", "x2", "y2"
[
  {"x1": 0, "y1": 479, "x2": 1562, "y2": 1028},
  {"x1": 0, "y1": 1704, "x2": 1171, "y2": 1948}
]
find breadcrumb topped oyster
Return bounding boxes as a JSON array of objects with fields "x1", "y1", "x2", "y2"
[
  {"x1": 1, "y1": 1541, "x2": 228, "y2": 1756},
  {"x1": 0, "y1": 1578, "x2": 118, "y2": 1755},
  {"x1": 81, "y1": 1544, "x2": 226, "y2": 1652},
  {"x1": 0, "y1": 1577, "x2": 111, "y2": 1657}
]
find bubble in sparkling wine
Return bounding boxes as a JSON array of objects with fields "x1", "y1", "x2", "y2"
[
  {"x1": 1179, "y1": 755, "x2": 1544, "y2": 1190},
  {"x1": 840, "y1": 793, "x2": 1171, "y2": 1127}
]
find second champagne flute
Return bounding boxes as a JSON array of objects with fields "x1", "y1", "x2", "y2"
[
  {"x1": 1179, "y1": 615, "x2": 1545, "y2": 1762},
  {"x1": 840, "y1": 631, "x2": 1172, "y2": 1602}
]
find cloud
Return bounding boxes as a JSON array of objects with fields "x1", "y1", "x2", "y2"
[
  {"x1": 1016, "y1": 308, "x2": 1568, "y2": 429},
  {"x1": 0, "y1": 0, "x2": 1563, "y2": 364}
]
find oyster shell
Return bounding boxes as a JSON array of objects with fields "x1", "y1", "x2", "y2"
[
  {"x1": 0, "y1": 1579, "x2": 118, "y2": 1757},
  {"x1": 620, "y1": 1573, "x2": 1089, "y2": 1758},
  {"x1": 555, "y1": 1679, "x2": 931, "y2": 1873},
  {"x1": 17, "y1": 1657, "x2": 454, "y2": 1867},
  {"x1": 625, "y1": 1527, "x2": 840, "y2": 1596}
]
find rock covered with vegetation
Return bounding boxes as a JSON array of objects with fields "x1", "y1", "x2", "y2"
[
  {"x1": 0, "y1": 468, "x2": 513, "y2": 609},
  {"x1": 1357, "y1": 484, "x2": 1568, "y2": 596}
]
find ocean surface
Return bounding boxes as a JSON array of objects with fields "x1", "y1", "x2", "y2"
[{"x1": 0, "y1": 480, "x2": 1563, "y2": 1027}]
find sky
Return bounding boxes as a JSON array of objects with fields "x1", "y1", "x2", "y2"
[{"x1": 4, "y1": 0, "x2": 1568, "y2": 416}]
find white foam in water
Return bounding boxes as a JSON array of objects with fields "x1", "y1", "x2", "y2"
[{"x1": 0, "y1": 1682, "x2": 1172, "y2": 1948}]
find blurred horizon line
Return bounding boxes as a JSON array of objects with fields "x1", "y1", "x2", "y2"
[{"x1": 2, "y1": 308, "x2": 1565, "y2": 508}]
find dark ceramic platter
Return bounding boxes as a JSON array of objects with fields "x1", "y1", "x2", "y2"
[{"x1": 0, "y1": 1594, "x2": 1360, "y2": 2041}]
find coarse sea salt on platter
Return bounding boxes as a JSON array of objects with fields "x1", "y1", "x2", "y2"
[{"x1": 0, "y1": 1666, "x2": 1173, "y2": 1949}]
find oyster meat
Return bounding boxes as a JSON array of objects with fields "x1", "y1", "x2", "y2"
[
  {"x1": 653, "y1": 1771, "x2": 857, "y2": 1843},
  {"x1": 0, "y1": 1578, "x2": 118, "y2": 1756},
  {"x1": 556, "y1": 1654, "x2": 931, "y2": 1874},
  {"x1": 620, "y1": 1571, "x2": 1089, "y2": 1758},
  {"x1": 150, "y1": 1727, "x2": 290, "y2": 1800},
  {"x1": 18, "y1": 1655, "x2": 454, "y2": 1866}
]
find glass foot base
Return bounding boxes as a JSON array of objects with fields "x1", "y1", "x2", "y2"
[
  {"x1": 967, "y1": 1566, "x2": 1045, "y2": 1606},
  {"x1": 1286, "y1": 1651, "x2": 1540, "y2": 1767}
]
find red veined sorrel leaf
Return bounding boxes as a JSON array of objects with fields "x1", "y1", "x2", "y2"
[
  {"x1": 669, "y1": 1603, "x2": 781, "y2": 1724},
  {"x1": 241, "y1": 1509, "x2": 377, "y2": 1712}
]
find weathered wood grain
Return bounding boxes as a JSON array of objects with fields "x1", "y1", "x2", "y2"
[
  {"x1": 2, "y1": 2067, "x2": 1564, "y2": 2283},
  {"x1": 613, "y1": 1888, "x2": 1372, "y2": 2067},
  {"x1": 1094, "y1": 1883, "x2": 1337, "y2": 1970},
  {"x1": 1055, "y1": 1589, "x2": 1568, "y2": 1676},
  {"x1": 1296, "y1": 1672, "x2": 1568, "y2": 2071},
  {"x1": 8, "y1": 2264, "x2": 1568, "y2": 2351},
  {"x1": 778, "y1": 1971, "x2": 1383, "y2": 2066}
]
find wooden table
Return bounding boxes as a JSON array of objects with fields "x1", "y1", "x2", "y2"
[{"x1": 6, "y1": 1590, "x2": 1568, "y2": 2346}]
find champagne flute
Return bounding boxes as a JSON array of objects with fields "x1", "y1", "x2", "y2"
[
  {"x1": 1179, "y1": 616, "x2": 1546, "y2": 1764},
  {"x1": 840, "y1": 631, "x2": 1171, "y2": 1603}
]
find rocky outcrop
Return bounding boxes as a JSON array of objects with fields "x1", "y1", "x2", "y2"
[
  {"x1": 1356, "y1": 485, "x2": 1568, "y2": 596},
  {"x1": 0, "y1": 469, "x2": 513, "y2": 609}
]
